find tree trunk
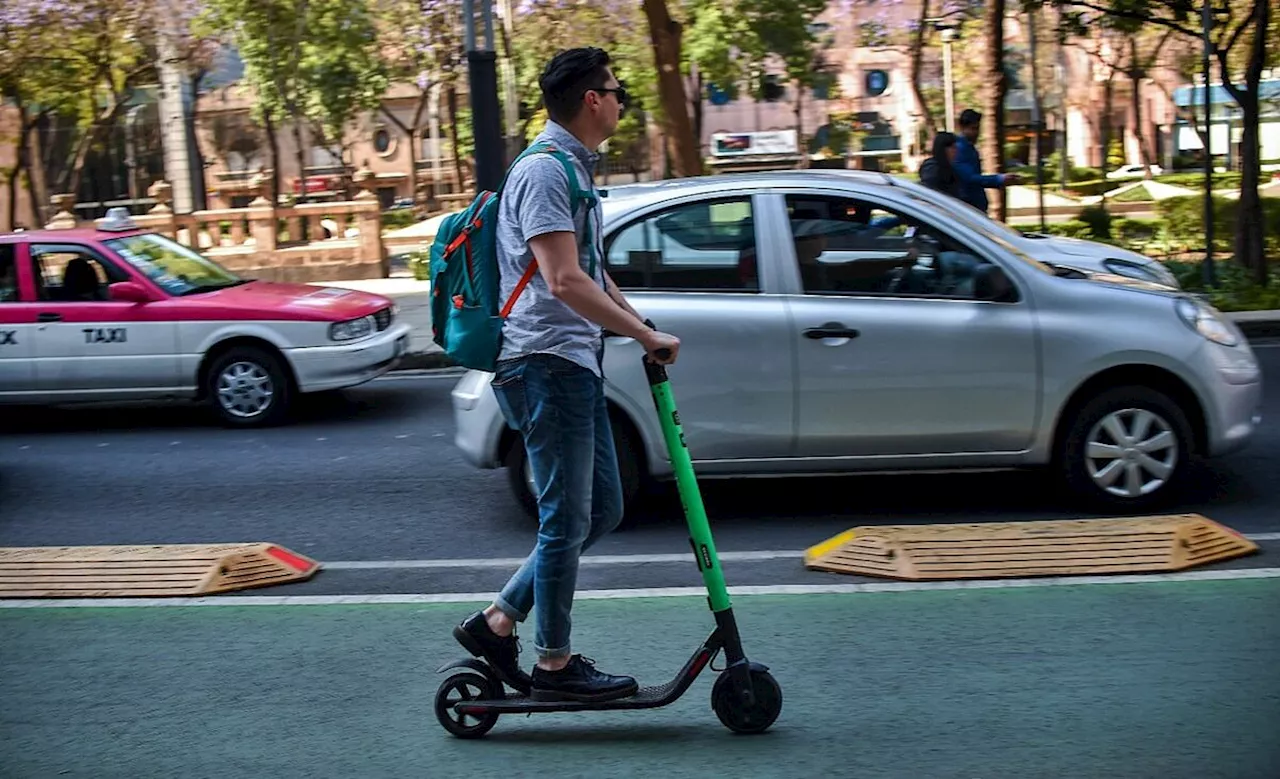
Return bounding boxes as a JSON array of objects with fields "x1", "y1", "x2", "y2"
[
  {"x1": 27, "y1": 114, "x2": 48, "y2": 227},
  {"x1": 292, "y1": 120, "x2": 308, "y2": 204},
  {"x1": 446, "y1": 82, "x2": 465, "y2": 192},
  {"x1": 983, "y1": 0, "x2": 1007, "y2": 220},
  {"x1": 641, "y1": 0, "x2": 701, "y2": 177},
  {"x1": 187, "y1": 72, "x2": 209, "y2": 211},
  {"x1": 1101, "y1": 75, "x2": 1113, "y2": 178},
  {"x1": 1220, "y1": 0, "x2": 1269, "y2": 285},
  {"x1": 1233, "y1": 98, "x2": 1265, "y2": 283},
  {"x1": 66, "y1": 100, "x2": 129, "y2": 199},
  {"x1": 910, "y1": 0, "x2": 936, "y2": 134},
  {"x1": 263, "y1": 113, "x2": 282, "y2": 205},
  {"x1": 691, "y1": 71, "x2": 704, "y2": 157},
  {"x1": 794, "y1": 79, "x2": 804, "y2": 165}
]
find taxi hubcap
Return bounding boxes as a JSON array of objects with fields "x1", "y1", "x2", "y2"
[
  {"x1": 217, "y1": 361, "x2": 274, "y2": 418},
  {"x1": 1084, "y1": 408, "x2": 1177, "y2": 498}
]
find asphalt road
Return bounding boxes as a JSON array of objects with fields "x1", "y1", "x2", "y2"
[
  {"x1": 2, "y1": 346, "x2": 1280, "y2": 595},
  {"x1": 4, "y1": 348, "x2": 1280, "y2": 777}
]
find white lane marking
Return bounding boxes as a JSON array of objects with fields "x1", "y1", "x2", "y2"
[
  {"x1": 3, "y1": 567, "x2": 1279, "y2": 609},
  {"x1": 374, "y1": 370, "x2": 465, "y2": 381},
  {"x1": 323, "y1": 550, "x2": 803, "y2": 570},
  {"x1": 320, "y1": 534, "x2": 1277, "y2": 569}
]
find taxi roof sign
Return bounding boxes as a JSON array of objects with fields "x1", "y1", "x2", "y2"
[{"x1": 99, "y1": 207, "x2": 139, "y2": 232}]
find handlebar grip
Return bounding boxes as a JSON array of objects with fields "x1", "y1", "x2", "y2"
[{"x1": 653, "y1": 347, "x2": 672, "y2": 361}]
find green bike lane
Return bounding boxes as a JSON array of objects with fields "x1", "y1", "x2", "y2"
[{"x1": 3, "y1": 578, "x2": 1279, "y2": 779}]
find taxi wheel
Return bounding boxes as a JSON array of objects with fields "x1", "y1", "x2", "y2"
[{"x1": 205, "y1": 345, "x2": 293, "y2": 428}]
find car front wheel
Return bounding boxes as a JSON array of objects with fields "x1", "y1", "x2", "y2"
[
  {"x1": 205, "y1": 345, "x2": 293, "y2": 428},
  {"x1": 1057, "y1": 385, "x2": 1195, "y2": 510}
]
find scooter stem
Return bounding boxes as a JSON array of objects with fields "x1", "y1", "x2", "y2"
[{"x1": 644, "y1": 352, "x2": 732, "y2": 614}]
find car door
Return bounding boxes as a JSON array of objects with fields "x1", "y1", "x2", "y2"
[
  {"x1": 599, "y1": 192, "x2": 796, "y2": 463},
  {"x1": 774, "y1": 190, "x2": 1039, "y2": 459},
  {"x1": 28, "y1": 243, "x2": 180, "y2": 395},
  {"x1": 0, "y1": 242, "x2": 37, "y2": 398}
]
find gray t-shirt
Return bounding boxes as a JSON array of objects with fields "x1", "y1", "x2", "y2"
[{"x1": 495, "y1": 122, "x2": 606, "y2": 376}]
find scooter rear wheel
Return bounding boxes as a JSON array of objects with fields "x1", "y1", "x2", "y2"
[
  {"x1": 711, "y1": 669, "x2": 782, "y2": 734},
  {"x1": 434, "y1": 671, "x2": 500, "y2": 738}
]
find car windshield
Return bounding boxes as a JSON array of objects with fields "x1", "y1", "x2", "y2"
[{"x1": 103, "y1": 233, "x2": 247, "y2": 296}]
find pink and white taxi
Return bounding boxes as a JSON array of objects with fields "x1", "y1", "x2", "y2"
[{"x1": 0, "y1": 208, "x2": 411, "y2": 426}]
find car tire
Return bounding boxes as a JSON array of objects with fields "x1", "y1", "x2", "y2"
[
  {"x1": 1057, "y1": 385, "x2": 1195, "y2": 511},
  {"x1": 204, "y1": 345, "x2": 293, "y2": 428},
  {"x1": 504, "y1": 417, "x2": 643, "y2": 529}
]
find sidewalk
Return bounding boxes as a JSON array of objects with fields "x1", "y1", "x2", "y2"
[{"x1": 310, "y1": 277, "x2": 1280, "y2": 372}]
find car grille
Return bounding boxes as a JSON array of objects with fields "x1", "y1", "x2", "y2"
[{"x1": 373, "y1": 306, "x2": 393, "y2": 331}]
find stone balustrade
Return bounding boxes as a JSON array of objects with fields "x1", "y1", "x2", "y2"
[{"x1": 43, "y1": 171, "x2": 387, "y2": 283}]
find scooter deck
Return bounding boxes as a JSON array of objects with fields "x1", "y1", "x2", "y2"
[{"x1": 460, "y1": 677, "x2": 687, "y2": 714}]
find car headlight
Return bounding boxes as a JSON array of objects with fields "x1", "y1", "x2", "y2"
[
  {"x1": 330, "y1": 315, "x2": 375, "y2": 342},
  {"x1": 1175, "y1": 298, "x2": 1239, "y2": 347},
  {"x1": 1104, "y1": 258, "x2": 1180, "y2": 288}
]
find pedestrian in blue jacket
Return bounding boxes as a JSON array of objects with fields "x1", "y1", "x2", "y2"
[{"x1": 953, "y1": 109, "x2": 1019, "y2": 214}]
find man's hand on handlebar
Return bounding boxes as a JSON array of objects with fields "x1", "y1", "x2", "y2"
[{"x1": 638, "y1": 328, "x2": 680, "y2": 365}]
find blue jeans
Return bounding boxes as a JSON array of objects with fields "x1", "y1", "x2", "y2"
[{"x1": 489, "y1": 353, "x2": 624, "y2": 659}]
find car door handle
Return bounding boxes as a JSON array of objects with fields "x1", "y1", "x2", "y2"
[
  {"x1": 37, "y1": 312, "x2": 63, "y2": 323},
  {"x1": 803, "y1": 322, "x2": 859, "y2": 339}
]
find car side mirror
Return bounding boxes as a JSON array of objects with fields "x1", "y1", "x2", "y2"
[
  {"x1": 973, "y1": 264, "x2": 1017, "y2": 302},
  {"x1": 109, "y1": 281, "x2": 152, "y2": 303}
]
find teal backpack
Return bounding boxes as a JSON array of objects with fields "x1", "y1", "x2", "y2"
[{"x1": 428, "y1": 140, "x2": 598, "y2": 372}]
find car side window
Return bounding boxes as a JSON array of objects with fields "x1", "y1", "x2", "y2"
[
  {"x1": 30, "y1": 246, "x2": 125, "y2": 302},
  {"x1": 606, "y1": 197, "x2": 758, "y2": 292},
  {"x1": 785, "y1": 195, "x2": 992, "y2": 300},
  {"x1": 0, "y1": 245, "x2": 16, "y2": 303}
]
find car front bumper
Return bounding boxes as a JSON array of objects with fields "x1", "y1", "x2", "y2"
[
  {"x1": 286, "y1": 322, "x2": 412, "y2": 392},
  {"x1": 451, "y1": 369, "x2": 506, "y2": 469}
]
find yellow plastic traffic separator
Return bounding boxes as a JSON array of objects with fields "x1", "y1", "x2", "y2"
[
  {"x1": 0, "y1": 543, "x2": 321, "y2": 598},
  {"x1": 804, "y1": 514, "x2": 1260, "y2": 581}
]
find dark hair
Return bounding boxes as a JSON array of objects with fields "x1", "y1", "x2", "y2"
[
  {"x1": 539, "y1": 47, "x2": 612, "y2": 124},
  {"x1": 958, "y1": 108, "x2": 982, "y2": 128},
  {"x1": 931, "y1": 131, "x2": 958, "y2": 162}
]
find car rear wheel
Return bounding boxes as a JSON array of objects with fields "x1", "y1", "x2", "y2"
[
  {"x1": 504, "y1": 417, "x2": 643, "y2": 528},
  {"x1": 205, "y1": 345, "x2": 293, "y2": 428},
  {"x1": 1057, "y1": 385, "x2": 1194, "y2": 510}
]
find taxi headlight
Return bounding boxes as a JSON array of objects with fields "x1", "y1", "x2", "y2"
[{"x1": 330, "y1": 315, "x2": 375, "y2": 342}]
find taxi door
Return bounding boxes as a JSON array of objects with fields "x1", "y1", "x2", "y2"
[
  {"x1": 28, "y1": 243, "x2": 180, "y2": 395},
  {"x1": 0, "y1": 242, "x2": 37, "y2": 399}
]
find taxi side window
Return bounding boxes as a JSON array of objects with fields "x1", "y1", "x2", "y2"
[
  {"x1": 0, "y1": 245, "x2": 16, "y2": 303},
  {"x1": 31, "y1": 247, "x2": 124, "y2": 303}
]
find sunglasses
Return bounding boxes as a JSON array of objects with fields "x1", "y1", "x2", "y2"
[{"x1": 589, "y1": 84, "x2": 629, "y2": 105}]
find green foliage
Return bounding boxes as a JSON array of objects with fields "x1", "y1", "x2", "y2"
[{"x1": 202, "y1": 0, "x2": 387, "y2": 154}]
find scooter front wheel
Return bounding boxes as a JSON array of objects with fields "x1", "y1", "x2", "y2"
[
  {"x1": 434, "y1": 671, "x2": 500, "y2": 738},
  {"x1": 711, "y1": 668, "x2": 782, "y2": 734}
]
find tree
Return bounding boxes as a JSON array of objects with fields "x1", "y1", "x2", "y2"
[
  {"x1": 0, "y1": 1, "x2": 83, "y2": 227},
  {"x1": 1047, "y1": 0, "x2": 1274, "y2": 284},
  {"x1": 642, "y1": 0, "x2": 702, "y2": 177},
  {"x1": 373, "y1": 0, "x2": 465, "y2": 205},
  {"x1": 202, "y1": 0, "x2": 387, "y2": 203},
  {"x1": 739, "y1": 0, "x2": 831, "y2": 151}
]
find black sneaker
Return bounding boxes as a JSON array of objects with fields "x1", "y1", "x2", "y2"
[
  {"x1": 453, "y1": 611, "x2": 532, "y2": 693},
  {"x1": 530, "y1": 655, "x2": 639, "y2": 702}
]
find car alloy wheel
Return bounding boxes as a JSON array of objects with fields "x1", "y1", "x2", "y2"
[
  {"x1": 217, "y1": 361, "x2": 275, "y2": 419},
  {"x1": 1084, "y1": 408, "x2": 1179, "y2": 499}
]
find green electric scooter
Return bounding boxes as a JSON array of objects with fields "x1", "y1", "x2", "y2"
[{"x1": 433, "y1": 341, "x2": 782, "y2": 739}]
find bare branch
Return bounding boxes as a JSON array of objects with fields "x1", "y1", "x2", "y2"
[{"x1": 1057, "y1": 0, "x2": 1200, "y2": 40}]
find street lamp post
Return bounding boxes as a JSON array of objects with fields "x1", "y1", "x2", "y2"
[
  {"x1": 1202, "y1": 0, "x2": 1215, "y2": 287},
  {"x1": 463, "y1": 0, "x2": 506, "y2": 193}
]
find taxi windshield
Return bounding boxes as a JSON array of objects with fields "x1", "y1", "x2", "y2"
[{"x1": 103, "y1": 233, "x2": 247, "y2": 296}]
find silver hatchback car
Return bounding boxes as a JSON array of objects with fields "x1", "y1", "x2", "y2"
[{"x1": 451, "y1": 170, "x2": 1262, "y2": 519}]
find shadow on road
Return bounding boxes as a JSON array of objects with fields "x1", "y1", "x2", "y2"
[
  {"x1": 621, "y1": 459, "x2": 1242, "y2": 529},
  {"x1": 0, "y1": 386, "x2": 429, "y2": 435}
]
